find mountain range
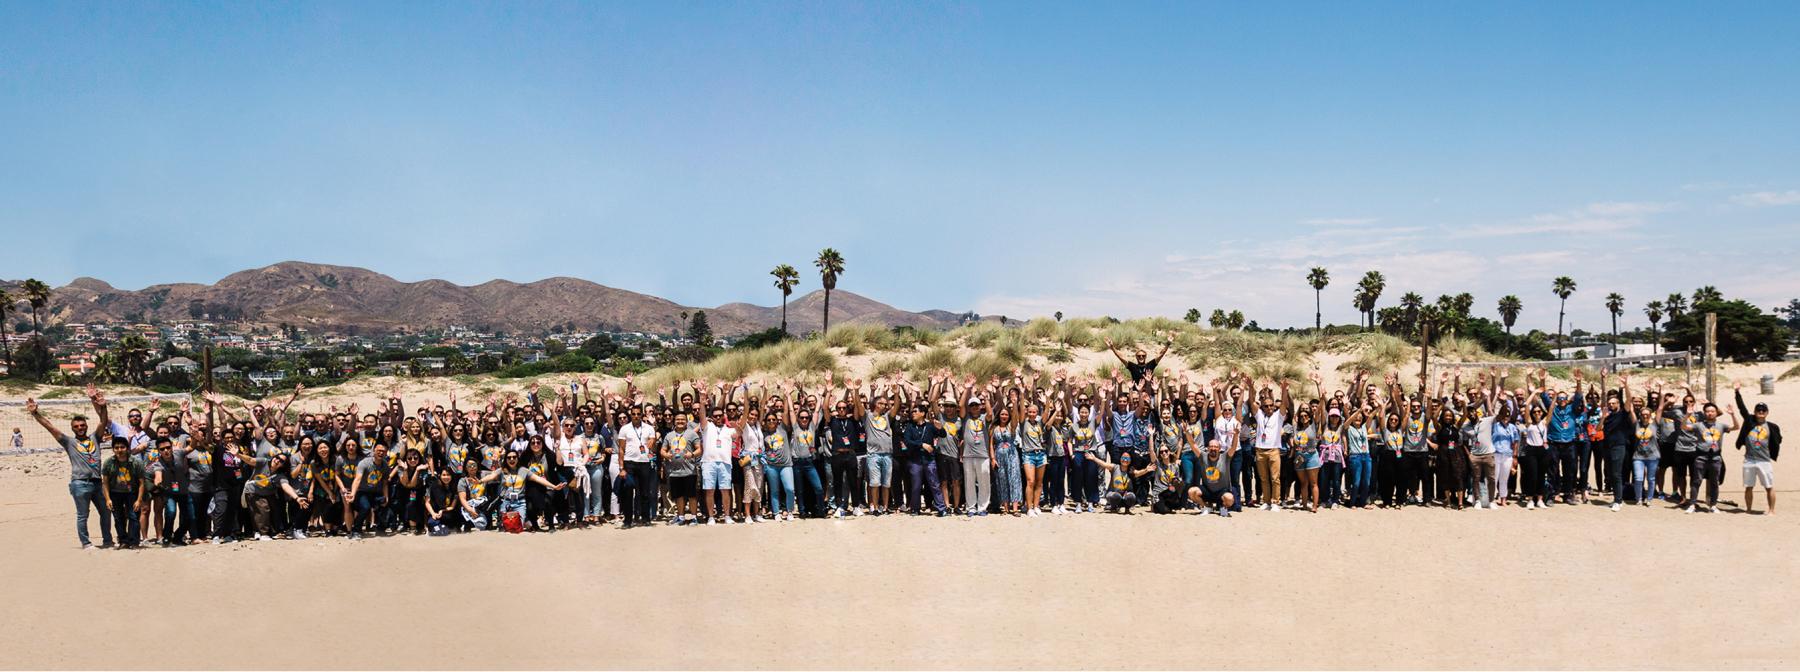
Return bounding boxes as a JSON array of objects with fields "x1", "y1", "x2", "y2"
[{"x1": 5, "y1": 261, "x2": 978, "y2": 337}]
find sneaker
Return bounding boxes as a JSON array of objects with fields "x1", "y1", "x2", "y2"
[
  {"x1": 722, "y1": 517, "x2": 735, "y2": 525},
  {"x1": 1610, "y1": 503, "x2": 1622, "y2": 512},
  {"x1": 1220, "y1": 509, "x2": 1232, "y2": 518},
  {"x1": 1027, "y1": 508, "x2": 1040, "y2": 518},
  {"x1": 1526, "y1": 501, "x2": 1536, "y2": 510},
  {"x1": 254, "y1": 534, "x2": 272, "y2": 542},
  {"x1": 1197, "y1": 507, "x2": 1211, "y2": 516},
  {"x1": 348, "y1": 533, "x2": 362, "y2": 541},
  {"x1": 706, "y1": 518, "x2": 717, "y2": 526},
  {"x1": 291, "y1": 529, "x2": 308, "y2": 540},
  {"x1": 1685, "y1": 505, "x2": 1696, "y2": 513}
]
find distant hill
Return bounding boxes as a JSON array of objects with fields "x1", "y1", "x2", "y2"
[{"x1": 9, "y1": 261, "x2": 976, "y2": 337}]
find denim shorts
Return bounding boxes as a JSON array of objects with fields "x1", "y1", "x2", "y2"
[
  {"x1": 865, "y1": 454, "x2": 893, "y2": 487},
  {"x1": 1300, "y1": 450, "x2": 1322, "y2": 471},
  {"x1": 1023, "y1": 450, "x2": 1047, "y2": 468},
  {"x1": 702, "y1": 461, "x2": 733, "y2": 490}
]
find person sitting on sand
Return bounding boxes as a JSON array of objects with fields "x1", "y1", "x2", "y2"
[{"x1": 1092, "y1": 452, "x2": 1154, "y2": 513}]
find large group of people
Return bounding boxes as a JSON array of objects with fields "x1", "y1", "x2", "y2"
[{"x1": 27, "y1": 338, "x2": 1783, "y2": 550}]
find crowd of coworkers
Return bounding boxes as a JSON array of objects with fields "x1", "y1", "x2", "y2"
[{"x1": 25, "y1": 333, "x2": 1783, "y2": 550}]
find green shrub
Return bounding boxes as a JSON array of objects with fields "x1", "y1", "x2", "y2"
[{"x1": 1023, "y1": 317, "x2": 1058, "y2": 341}]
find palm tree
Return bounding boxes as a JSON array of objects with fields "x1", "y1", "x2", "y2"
[
  {"x1": 1644, "y1": 300, "x2": 1665, "y2": 354},
  {"x1": 770, "y1": 264, "x2": 800, "y2": 337},
  {"x1": 1692, "y1": 285, "x2": 1722, "y2": 305},
  {"x1": 1357, "y1": 271, "x2": 1385, "y2": 328},
  {"x1": 1306, "y1": 267, "x2": 1330, "y2": 329},
  {"x1": 814, "y1": 248, "x2": 845, "y2": 337},
  {"x1": 1497, "y1": 295, "x2": 1522, "y2": 334},
  {"x1": 115, "y1": 333, "x2": 151, "y2": 385},
  {"x1": 1664, "y1": 293, "x2": 1687, "y2": 321},
  {"x1": 0, "y1": 288, "x2": 13, "y2": 372},
  {"x1": 1605, "y1": 292, "x2": 1625, "y2": 345},
  {"x1": 21, "y1": 278, "x2": 51, "y2": 335},
  {"x1": 1452, "y1": 292, "x2": 1474, "y2": 318},
  {"x1": 1552, "y1": 276, "x2": 1577, "y2": 346}
]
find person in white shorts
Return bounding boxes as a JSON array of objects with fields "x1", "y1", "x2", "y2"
[{"x1": 1734, "y1": 383, "x2": 1780, "y2": 514}]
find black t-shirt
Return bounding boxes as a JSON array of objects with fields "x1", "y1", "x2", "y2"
[
  {"x1": 828, "y1": 417, "x2": 867, "y2": 455},
  {"x1": 1126, "y1": 357, "x2": 1162, "y2": 383}
]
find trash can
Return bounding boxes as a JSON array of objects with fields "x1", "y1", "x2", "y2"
[{"x1": 1762, "y1": 374, "x2": 1776, "y2": 395}]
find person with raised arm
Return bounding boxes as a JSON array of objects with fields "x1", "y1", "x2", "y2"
[
  {"x1": 1104, "y1": 331, "x2": 1175, "y2": 385},
  {"x1": 956, "y1": 374, "x2": 997, "y2": 516},
  {"x1": 28, "y1": 385, "x2": 114, "y2": 548},
  {"x1": 992, "y1": 376, "x2": 1025, "y2": 515},
  {"x1": 1734, "y1": 381, "x2": 1781, "y2": 514},
  {"x1": 1250, "y1": 377, "x2": 1291, "y2": 511}
]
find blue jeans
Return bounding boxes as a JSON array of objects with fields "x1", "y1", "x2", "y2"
[
  {"x1": 1633, "y1": 458, "x2": 1658, "y2": 503},
  {"x1": 69, "y1": 479, "x2": 112, "y2": 547},
  {"x1": 906, "y1": 456, "x2": 944, "y2": 513},
  {"x1": 1180, "y1": 453, "x2": 1199, "y2": 487},
  {"x1": 585, "y1": 463, "x2": 610, "y2": 518},
  {"x1": 764, "y1": 464, "x2": 796, "y2": 514},
  {"x1": 1320, "y1": 461, "x2": 1343, "y2": 505},
  {"x1": 794, "y1": 460, "x2": 824, "y2": 516},
  {"x1": 1347, "y1": 454, "x2": 1373, "y2": 507},
  {"x1": 164, "y1": 491, "x2": 193, "y2": 544}
]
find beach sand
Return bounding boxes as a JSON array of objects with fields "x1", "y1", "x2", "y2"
[{"x1": 2, "y1": 361, "x2": 1796, "y2": 669}]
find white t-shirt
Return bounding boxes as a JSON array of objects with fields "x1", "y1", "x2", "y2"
[
  {"x1": 1213, "y1": 417, "x2": 1242, "y2": 448},
  {"x1": 1254, "y1": 409, "x2": 1285, "y2": 450},
  {"x1": 700, "y1": 423, "x2": 737, "y2": 464},
  {"x1": 555, "y1": 435, "x2": 586, "y2": 466},
  {"x1": 618, "y1": 423, "x2": 658, "y2": 463}
]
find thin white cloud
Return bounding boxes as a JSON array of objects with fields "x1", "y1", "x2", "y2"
[
  {"x1": 1456, "y1": 201, "x2": 1672, "y2": 238},
  {"x1": 1301, "y1": 217, "x2": 1380, "y2": 226},
  {"x1": 1731, "y1": 190, "x2": 1800, "y2": 206}
]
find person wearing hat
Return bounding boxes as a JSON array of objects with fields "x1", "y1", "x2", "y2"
[
  {"x1": 1735, "y1": 381, "x2": 1781, "y2": 514},
  {"x1": 956, "y1": 377, "x2": 996, "y2": 516}
]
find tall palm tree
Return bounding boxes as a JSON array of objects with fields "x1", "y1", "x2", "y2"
[
  {"x1": 1399, "y1": 292, "x2": 1424, "y2": 336},
  {"x1": 814, "y1": 248, "x2": 845, "y2": 337},
  {"x1": 1552, "y1": 276, "x2": 1577, "y2": 346},
  {"x1": 1357, "y1": 271, "x2": 1385, "y2": 328},
  {"x1": 770, "y1": 264, "x2": 799, "y2": 337},
  {"x1": 1664, "y1": 293, "x2": 1687, "y2": 321},
  {"x1": 1605, "y1": 292, "x2": 1625, "y2": 346},
  {"x1": 116, "y1": 333, "x2": 151, "y2": 385},
  {"x1": 1692, "y1": 285, "x2": 1722, "y2": 305},
  {"x1": 1497, "y1": 295, "x2": 1522, "y2": 334},
  {"x1": 21, "y1": 278, "x2": 51, "y2": 335},
  {"x1": 1644, "y1": 300, "x2": 1665, "y2": 354},
  {"x1": 0, "y1": 288, "x2": 13, "y2": 372},
  {"x1": 1452, "y1": 292, "x2": 1474, "y2": 318},
  {"x1": 1306, "y1": 267, "x2": 1330, "y2": 329}
]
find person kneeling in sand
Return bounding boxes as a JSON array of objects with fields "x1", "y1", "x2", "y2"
[{"x1": 1091, "y1": 452, "x2": 1153, "y2": 513}]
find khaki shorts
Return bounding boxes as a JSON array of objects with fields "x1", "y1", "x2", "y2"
[{"x1": 1743, "y1": 461, "x2": 1774, "y2": 488}]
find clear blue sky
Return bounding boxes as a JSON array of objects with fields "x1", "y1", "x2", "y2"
[{"x1": 3, "y1": 1, "x2": 1797, "y2": 332}]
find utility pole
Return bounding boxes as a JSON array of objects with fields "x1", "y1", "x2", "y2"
[
  {"x1": 1704, "y1": 312, "x2": 1718, "y2": 401},
  {"x1": 1418, "y1": 321, "x2": 1432, "y2": 392},
  {"x1": 202, "y1": 345, "x2": 215, "y2": 434}
]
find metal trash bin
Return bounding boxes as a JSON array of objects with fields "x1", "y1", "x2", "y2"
[{"x1": 1762, "y1": 374, "x2": 1776, "y2": 395}]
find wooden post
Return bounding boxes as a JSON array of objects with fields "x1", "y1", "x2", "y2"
[
  {"x1": 1418, "y1": 321, "x2": 1432, "y2": 392},
  {"x1": 1684, "y1": 346, "x2": 1693, "y2": 387},
  {"x1": 202, "y1": 345, "x2": 215, "y2": 435},
  {"x1": 1704, "y1": 312, "x2": 1718, "y2": 401}
]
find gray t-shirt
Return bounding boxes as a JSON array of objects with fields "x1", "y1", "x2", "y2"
[
  {"x1": 1632, "y1": 421, "x2": 1665, "y2": 461},
  {"x1": 791, "y1": 418, "x2": 820, "y2": 460},
  {"x1": 354, "y1": 457, "x2": 388, "y2": 493},
  {"x1": 763, "y1": 427, "x2": 793, "y2": 468},
  {"x1": 1019, "y1": 420, "x2": 1047, "y2": 453},
  {"x1": 1197, "y1": 450, "x2": 1231, "y2": 493},
  {"x1": 960, "y1": 417, "x2": 991, "y2": 459},
  {"x1": 458, "y1": 474, "x2": 490, "y2": 503},
  {"x1": 60, "y1": 434, "x2": 105, "y2": 481},
  {"x1": 1744, "y1": 422, "x2": 1774, "y2": 463},
  {"x1": 864, "y1": 413, "x2": 895, "y2": 455},
  {"x1": 185, "y1": 446, "x2": 215, "y2": 493},
  {"x1": 1047, "y1": 424, "x2": 1069, "y2": 458},
  {"x1": 664, "y1": 429, "x2": 699, "y2": 477}
]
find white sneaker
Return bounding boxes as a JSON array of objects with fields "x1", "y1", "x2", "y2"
[
  {"x1": 254, "y1": 534, "x2": 272, "y2": 542},
  {"x1": 706, "y1": 518, "x2": 716, "y2": 526},
  {"x1": 833, "y1": 508, "x2": 844, "y2": 519},
  {"x1": 1027, "y1": 508, "x2": 1039, "y2": 517},
  {"x1": 722, "y1": 517, "x2": 735, "y2": 525},
  {"x1": 1610, "y1": 503, "x2": 1622, "y2": 512},
  {"x1": 1685, "y1": 505, "x2": 1696, "y2": 513},
  {"x1": 1198, "y1": 507, "x2": 1211, "y2": 516},
  {"x1": 1526, "y1": 501, "x2": 1536, "y2": 510},
  {"x1": 746, "y1": 516, "x2": 757, "y2": 525},
  {"x1": 348, "y1": 533, "x2": 362, "y2": 541},
  {"x1": 291, "y1": 529, "x2": 307, "y2": 539},
  {"x1": 211, "y1": 537, "x2": 225, "y2": 545}
]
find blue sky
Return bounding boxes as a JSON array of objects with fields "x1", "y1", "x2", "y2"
[{"x1": 3, "y1": 1, "x2": 1797, "y2": 333}]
